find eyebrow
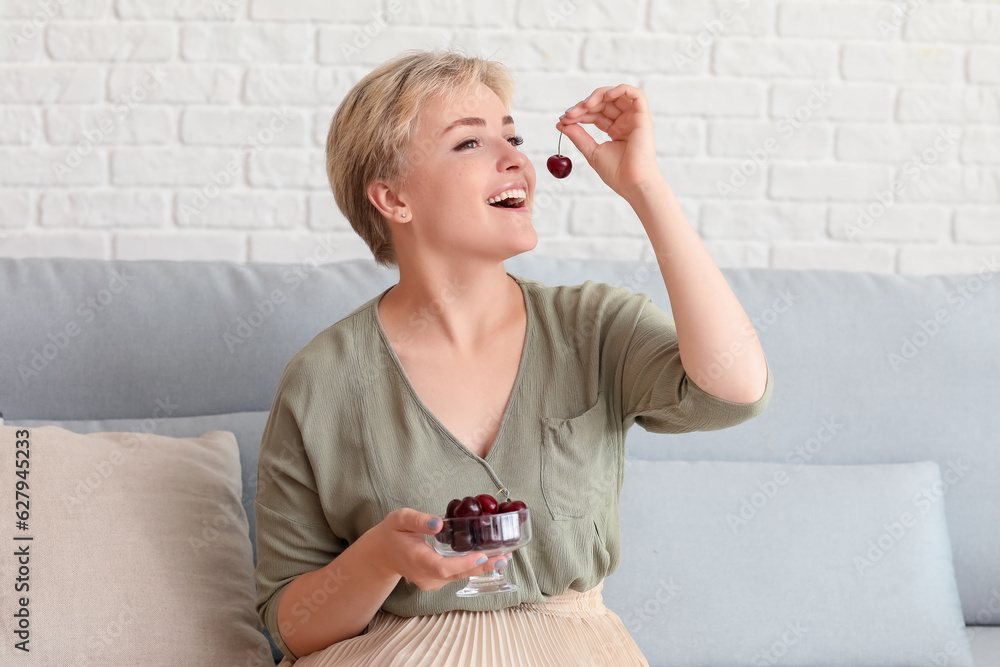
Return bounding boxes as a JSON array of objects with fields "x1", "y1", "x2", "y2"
[{"x1": 440, "y1": 115, "x2": 515, "y2": 137}]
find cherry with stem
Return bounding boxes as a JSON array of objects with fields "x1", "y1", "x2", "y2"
[{"x1": 547, "y1": 132, "x2": 572, "y2": 179}]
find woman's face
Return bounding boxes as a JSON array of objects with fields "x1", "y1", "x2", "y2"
[{"x1": 394, "y1": 81, "x2": 537, "y2": 264}]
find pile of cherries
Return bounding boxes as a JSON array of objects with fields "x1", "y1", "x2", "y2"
[{"x1": 435, "y1": 494, "x2": 527, "y2": 552}]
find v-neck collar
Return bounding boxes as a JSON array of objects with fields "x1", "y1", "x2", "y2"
[{"x1": 371, "y1": 272, "x2": 532, "y2": 464}]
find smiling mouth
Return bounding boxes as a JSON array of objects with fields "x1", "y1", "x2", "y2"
[
  {"x1": 487, "y1": 188, "x2": 528, "y2": 209},
  {"x1": 489, "y1": 199, "x2": 527, "y2": 210}
]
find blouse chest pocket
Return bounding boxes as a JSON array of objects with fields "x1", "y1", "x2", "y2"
[{"x1": 540, "y1": 394, "x2": 619, "y2": 521}]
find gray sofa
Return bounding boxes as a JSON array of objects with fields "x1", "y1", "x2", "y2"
[{"x1": 2, "y1": 254, "x2": 998, "y2": 666}]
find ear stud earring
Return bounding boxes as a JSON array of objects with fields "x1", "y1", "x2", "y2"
[{"x1": 401, "y1": 213, "x2": 407, "y2": 218}]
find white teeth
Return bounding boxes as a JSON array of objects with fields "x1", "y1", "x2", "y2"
[{"x1": 486, "y1": 188, "x2": 527, "y2": 205}]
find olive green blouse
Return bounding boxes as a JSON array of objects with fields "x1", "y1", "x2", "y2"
[{"x1": 254, "y1": 273, "x2": 774, "y2": 661}]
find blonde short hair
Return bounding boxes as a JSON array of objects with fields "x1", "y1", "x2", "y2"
[{"x1": 326, "y1": 49, "x2": 515, "y2": 267}]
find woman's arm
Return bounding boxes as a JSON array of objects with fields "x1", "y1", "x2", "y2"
[
  {"x1": 626, "y1": 179, "x2": 767, "y2": 404},
  {"x1": 275, "y1": 526, "x2": 400, "y2": 657},
  {"x1": 558, "y1": 85, "x2": 768, "y2": 404},
  {"x1": 271, "y1": 508, "x2": 509, "y2": 659}
]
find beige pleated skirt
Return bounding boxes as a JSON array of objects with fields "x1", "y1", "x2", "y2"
[{"x1": 279, "y1": 579, "x2": 649, "y2": 667}]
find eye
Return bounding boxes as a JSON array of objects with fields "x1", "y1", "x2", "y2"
[
  {"x1": 507, "y1": 135, "x2": 524, "y2": 147},
  {"x1": 455, "y1": 138, "x2": 480, "y2": 150}
]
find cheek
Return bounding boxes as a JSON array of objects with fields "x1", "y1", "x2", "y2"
[{"x1": 524, "y1": 159, "x2": 537, "y2": 184}]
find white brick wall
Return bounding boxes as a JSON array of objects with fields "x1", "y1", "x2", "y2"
[{"x1": 0, "y1": 0, "x2": 998, "y2": 274}]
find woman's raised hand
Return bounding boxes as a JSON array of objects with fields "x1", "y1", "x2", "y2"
[
  {"x1": 372, "y1": 507, "x2": 509, "y2": 592},
  {"x1": 556, "y1": 84, "x2": 664, "y2": 204}
]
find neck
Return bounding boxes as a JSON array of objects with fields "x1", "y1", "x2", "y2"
[{"x1": 382, "y1": 253, "x2": 523, "y2": 350}]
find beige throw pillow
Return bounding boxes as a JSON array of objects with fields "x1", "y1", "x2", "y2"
[{"x1": 0, "y1": 425, "x2": 272, "y2": 666}]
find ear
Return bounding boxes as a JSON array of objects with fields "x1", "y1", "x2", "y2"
[{"x1": 367, "y1": 179, "x2": 410, "y2": 223}]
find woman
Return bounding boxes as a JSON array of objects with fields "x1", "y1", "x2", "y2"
[{"x1": 254, "y1": 49, "x2": 773, "y2": 666}]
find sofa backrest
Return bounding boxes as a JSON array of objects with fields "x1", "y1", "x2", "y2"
[{"x1": 2, "y1": 254, "x2": 998, "y2": 627}]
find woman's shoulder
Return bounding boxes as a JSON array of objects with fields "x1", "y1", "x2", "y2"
[{"x1": 512, "y1": 273, "x2": 650, "y2": 321}]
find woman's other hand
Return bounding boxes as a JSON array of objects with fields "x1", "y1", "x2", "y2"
[
  {"x1": 371, "y1": 507, "x2": 509, "y2": 592},
  {"x1": 556, "y1": 84, "x2": 664, "y2": 204}
]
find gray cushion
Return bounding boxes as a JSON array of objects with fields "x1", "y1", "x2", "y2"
[
  {"x1": 602, "y1": 459, "x2": 973, "y2": 666},
  {"x1": 0, "y1": 257, "x2": 398, "y2": 420}
]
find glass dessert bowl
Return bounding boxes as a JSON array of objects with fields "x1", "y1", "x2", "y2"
[{"x1": 426, "y1": 507, "x2": 532, "y2": 597}]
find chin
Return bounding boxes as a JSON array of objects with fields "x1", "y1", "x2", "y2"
[{"x1": 508, "y1": 223, "x2": 538, "y2": 255}]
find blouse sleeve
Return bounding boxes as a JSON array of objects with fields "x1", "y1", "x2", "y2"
[
  {"x1": 620, "y1": 297, "x2": 774, "y2": 433},
  {"x1": 253, "y1": 361, "x2": 349, "y2": 663}
]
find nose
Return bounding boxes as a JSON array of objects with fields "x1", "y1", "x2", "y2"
[{"x1": 498, "y1": 138, "x2": 530, "y2": 173}]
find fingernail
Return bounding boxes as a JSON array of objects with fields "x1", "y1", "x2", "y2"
[
  {"x1": 427, "y1": 517, "x2": 441, "y2": 530},
  {"x1": 475, "y1": 556, "x2": 488, "y2": 565},
  {"x1": 496, "y1": 559, "x2": 507, "y2": 569},
  {"x1": 565, "y1": 106, "x2": 575, "y2": 113},
  {"x1": 559, "y1": 113, "x2": 567, "y2": 119}
]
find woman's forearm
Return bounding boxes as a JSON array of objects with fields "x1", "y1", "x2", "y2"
[
  {"x1": 276, "y1": 528, "x2": 400, "y2": 658},
  {"x1": 626, "y1": 178, "x2": 768, "y2": 404}
]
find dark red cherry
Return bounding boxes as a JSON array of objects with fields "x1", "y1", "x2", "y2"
[
  {"x1": 498, "y1": 499, "x2": 527, "y2": 513},
  {"x1": 476, "y1": 494, "x2": 499, "y2": 514},
  {"x1": 506, "y1": 500, "x2": 527, "y2": 513},
  {"x1": 445, "y1": 498, "x2": 462, "y2": 519},
  {"x1": 454, "y1": 496, "x2": 481, "y2": 518},
  {"x1": 476, "y1": 515, "x2": 502, "y2": 549},
  {"x1": 451, "y1": 527, "x2": 474, "y2": 552},
  {"x1": 435, "y1": 521, "x2": 453, "y2": 544},
  {"x1": 498, "y1": 499, "x2": 528, "y2": 526},
  {"x1": 547, "y1": 133, "x2": 572, "y2": 179},
  {"x1": 547, "y1": 155, "x2": 572, "y2": 179}
]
